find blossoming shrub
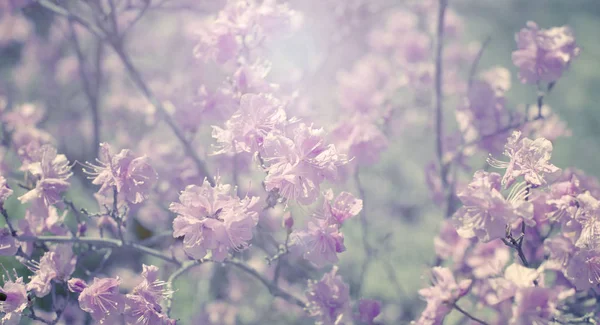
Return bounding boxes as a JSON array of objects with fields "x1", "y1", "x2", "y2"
[{"x1": 0, "y1": 0, "x2": 597, "y2": 324}]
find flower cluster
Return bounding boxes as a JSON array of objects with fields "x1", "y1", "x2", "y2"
[
  {"x1": 84, "y1": 143, "x2": 158, "y2": 205},
  {"x1": 0, "y1": 0, "x2": 591, "y2": 324},
  {"x1": 291, "y1": 189, "x2": 362, "y2": 267},
  {"x1": 170, "y1": 178, "x2": 260, "y2": 261},
  {"x1": 306, "y1": 266, "x2": 381, "y2": 325},
  {"x1": 512, "y1": 21, "x2": 580, "y2": 84}
]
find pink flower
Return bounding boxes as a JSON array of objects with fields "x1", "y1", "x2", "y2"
[
  {"x1": 356, "y1": 299, "x2": 381, "y2": 324},
  {"x1": 452, "y1": 171, "x2": 533, "y2": 242},
  {"x1": 0, "y1": 176, "x2": 12, "y2": 205},
  {"x1": 170, "y1": 178, "x2": 259, "y2": 261},
  {"x1": 77, "y1": 277, "x2": 125, "y2": 323},
  {"x1": 212, "y1": 93, "x2": 287, "y2": 155},
  {"x1": 434, "y1": 220, "x2": 470, "y2": 264},
  {"x1": 488, "y1": 131, "x2": 560, "y2": 188},
  {"x1": 457, "y1": 67, "x2": 512, "y2": 155},
  {"x1": 414, "y1": 267, "x2": 472, "y2": 325},
  {"x1": 543, "y1": 235, "x2": 575, "y2": 271},
  {"x1": 510, "y1": 286, "x2": 573, "y2": 325},
  {"x1": 0, "y1": 228, "x2": 18, "y2": 256},
  {"x1": 565, "y1": 247, "x2": 600, "y2": 290},
  {"x1": 124, "y1": 265, "x2": 175, "y2": 325},
  {"x1": 331, "y1": 114, "x2": 388, "y2": 166},
  {"x1": 305, "y1": 266, "x2": 352, "y2": 325},
  {"x1": 318, "y1": 189, "x2": 363, "y2": 225},
  {"x1": 0, "y1": 275, "x2": 28, "y2": 325},
  {"x1": 466, "y1": 240, "x2": 511, "y2": 279},
  {"x1": 85, "y1": 143, "x2": 158, "y2": 204},
  {"x1": 27, "y1": 244, "x2": 77, "y2": 297},
  {"x1": 1, "y1": 103, "x2": 53, "y2": 154},
  {"x1": 68, "y1": 278, "x2": 87, "y2": 293},
  {"x1": 18, "y1": 145, "x2": 72, "y2": 206},
  {"x1": 292, "y1": 219, "x2": 345, "y2": 268},
  {"x1": 512, "y1": 22, "x2": 580, "y2": 84},
  {"x1": 263, "y1": 123, "x2": 347, "y2": 205},
  {"x1": 193, "y1": 0, "x2": 301, "y2": 64}
]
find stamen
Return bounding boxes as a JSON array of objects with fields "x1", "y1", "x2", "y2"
[{"x1": 487, "y1": 154, "x2": 509, "y2": 169}]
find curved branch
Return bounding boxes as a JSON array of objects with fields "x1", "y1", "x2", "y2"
[
  {"x1": 221, "y1": 259, "x2": 306, "y2": 308},
  {"x1": 166, "y1": 260, "x2": 205, "y2": 316},
  {"x1": 17, "y1": 235, "x2": 181, "y2": 266}
]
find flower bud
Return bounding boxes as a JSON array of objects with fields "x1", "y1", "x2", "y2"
[
  {"x1": 68, "y1": 278, "x2": 87, "y2": 293},
  {"x1": 282, "y1": 212, "x2": 293, "y2": 231}
]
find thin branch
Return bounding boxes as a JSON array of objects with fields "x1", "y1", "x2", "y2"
[
  {"x1": 36, "y1": 0, "x2": 214, "y2": 185},
  {"x1": 434, "y1": 0, "x2": 449, "y2": 188},
  {"x1": 166, "y1": 260, "x2": 205, "y2": 316},
  {"x1": 108, "y1": 40, "x2": 215, "y2": 186},
  {"x1": 17, "y1": 235, "x2": 182, "y2": 266},
  {"x1": 354, "y1": 169, "x2": 373, "y2": 296},
  {"x1": 67, "y1": 19, "x2": 102, "y2": 159},
  {"x1": 221, "y1": 259, "x2": 306, "y2": 308},
  {"x1": 36, "y1": 0, "x2": 106, "y2": 39},
  {"x1": 271, "y1": 230, "x2": 290, "y2": 285},
  {"x1": 452, "y1": 303, "x2": 489, "y2": 325},
  {"x1": 1, "y1": 207, "x2": 17, "y2": 235},
  {"x1": 467, "y1": 36, "x2": 491, "y2": 89}
]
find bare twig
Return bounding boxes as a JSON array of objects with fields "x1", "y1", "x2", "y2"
[
  {"x1": 36, "y1": 0, "x2": 106, "y2": 39},
  {"x1": 67, "y1": 19, "x2": 103, "y2": 159},
  {"x1": 1, "y1": 206, "x2": 17, "y2": 235},
  {"x1": 222, "y1": 259, "x2": 306, "y2": 308},
  {"x1": 166, "y1": 260, "x2": 205, "y2": 316},
  {"x1": 36, "y1": 0, "x2": 214, "y2": 186},
  {"x1": 108, "y1": 40, "x2": 214, "y2": 186},
  {"x1": 452, "y1": 303, "x2": 489, "y2": 325},
  {"x1": 17, "y1": 235, "x2": 182, "y2": 266},
  {"x1": 354, "y1": 169, "x2": 373, "y2": 296},
  {"x1": 434, "y1": 0, "x2": 449, "y2": 188},
  {"x1": 467, "y1": 37, "x2": 491, "y2": 89}
]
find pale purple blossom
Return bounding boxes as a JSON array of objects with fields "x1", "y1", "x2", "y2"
[
  {"x1": 170, "y1": 178, "x2": 259, "y2": 261},
  {"x1": 84, "y1": 143, "x2": 158, "y2": 204},
  {"x1": 0, "y1": 275, "x2": 28, "y2": 325},
  {"x1": 212, "y1": 93, "x2": 287, "y2": 155},
  {"x1": 509, "y1": 286, "x2": 573, "y2": 325},
  {"x1": 512, "y1": 21, "x2": 580, "y2": 84},
  {"x1": 27, "y1": 244, "x2": 77, "y2": 297},
  {"x1": 18, "y1": 145, "x2": 72, "y2": 206},
  {"x1": 331, "y1": 115, "x2": 388, "y2": 166},
  {"x1": 466, "y1": 240, "x2": 511, "y2": 279},
  {"x1": 571, "y1": 191, "x2": 600, "y2": 248},
  {"x1": 124, "y1": 265, "x2": 175, "y2": 325},
  {"x1": 452, "y1": 171, "x2": 533, "y2": 242},
  {"x1": 193, "y1": 0, "x2": 301, "y2": 63},
  {"x1": 434, "y1": 220, "x2": 471, "y2": 264},
  {"x1": 486, "y1": 263, "x2": 542, "y2": 305},
  {"x1": 68, "y1": 278, "x2": 87, "y2": 293},
  {"x1": 77, "y1": 277, "x2": 126, "y2": 323},
  {"x1": 305, "y1": 266, "x2": 352, "y2": 325},
  {"x1": 0, "y1": 176, "x2": 12, "y2": 205},
  {"x1": 356, "y1": 299, "x2": 381, "y2": 324},
  {"x1": 543, "y1": 235, "x2": 575, "y2": 271},
  {"x1": 414, "y1": 267, "x2": 472, "y2": 325},
  {"x1": 1, "y1": 103, "x2": 53, "y2": 154},
  {"x1": 292, "y1": 219, "x2": 346, "y2": 268},
  {"x1": 0, "y1": 228, "x2": 18, "y2": 256},
  {"x1": 565, "y1": 247, "x2": 600, "y2": 290},
  {"x1": 457, "y1": 67, "x2": 512, "y2": 155},
  {"x1": 263, "y1": 123, "x2": 347, "y2": 205},
  {"x1": 318, "y1": 189, "x2": 363, "y2": 225},
  {"x1": 488, "y1": 131, "x2": 561, "y2": 188}
]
